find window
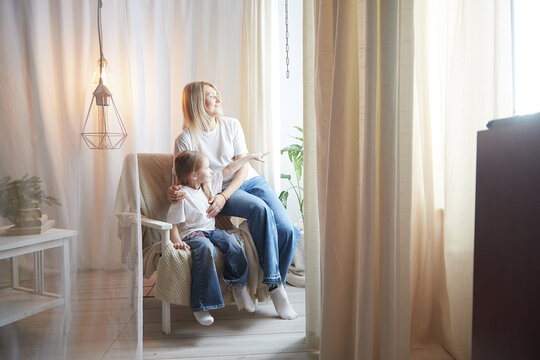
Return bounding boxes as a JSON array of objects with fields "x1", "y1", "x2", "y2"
[{"x1": 512, "y1": 0, "x2": 540, "y2": 115}]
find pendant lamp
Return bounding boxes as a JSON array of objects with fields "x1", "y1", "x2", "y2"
[{"x1": 81, "y1": 0, "x2": 127, "y2": 150}]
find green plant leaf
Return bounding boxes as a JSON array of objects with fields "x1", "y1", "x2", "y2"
[
  {"x1": 294, "y1": 126, "x2": 303, "y2": 133},
  {"x1": 288, "y1": 151, "x2": 297, "y2": 164},
  {"x1": 293, "y1": 153, "x2": 303, "y2": 166},
  {"x1": 294, "y1": 162, "x2": 303, "y2": 182},
  {"x1": 285, "y1": 144, "x2": 302, "y2": 151},
  {"x1": 279, "y1": 191, "x2": 289, "y2": 209},
  {"x1": 280, "y1": 174, "x2": 291, "y2": 180},
  {"x1": 280, "y1": 144, "x2": 302, "y2": 154}
]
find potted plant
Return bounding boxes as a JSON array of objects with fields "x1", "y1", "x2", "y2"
[
  {"x1": 280, "y1": 126, "x2": 305, "y2": 287},
  {"x1": 279, "y1": 126, "x2": 304, "y2": 222},
  {"x1": 0, "y1": 175, "x2": 60, "y2": 229}
]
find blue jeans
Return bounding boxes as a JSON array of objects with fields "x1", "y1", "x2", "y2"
[
  {"x1": 183, "y1": 229, "x2": 248, "y2": 312},
  {"x1": 221, "y1": 176, "x2": 300, "y2": 285}
]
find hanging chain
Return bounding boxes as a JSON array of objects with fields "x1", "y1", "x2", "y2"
[{"x1": 285, "y1": 0, "x2": 290, "y2": 79}]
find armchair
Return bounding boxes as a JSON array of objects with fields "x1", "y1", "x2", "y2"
[{"x1": 115, "y1": 153, "x2": 268, "y2": 334}]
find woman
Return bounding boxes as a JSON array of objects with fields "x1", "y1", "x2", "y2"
[{"x1": 169, "y1": 81, "x2": 299, "y2": 320}]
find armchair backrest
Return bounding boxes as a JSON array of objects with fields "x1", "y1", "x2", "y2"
[
  {"x1": 114, "y1": 153, "x2": 174, "y2": 273},
  {"x1": 136, "y1": 153, "x2": 174, "y2": 222}
]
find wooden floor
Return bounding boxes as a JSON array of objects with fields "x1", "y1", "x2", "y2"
[{"x1": 0, "y1": 269, "x2": 318, "y2": 359}]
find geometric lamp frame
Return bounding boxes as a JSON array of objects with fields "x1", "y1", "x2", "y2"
[{"x1": 81, "y1": 92, "x2": 127, "y2": 150}]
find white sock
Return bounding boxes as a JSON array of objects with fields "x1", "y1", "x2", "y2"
[
  {"x1": 193, "y1": 310, "x2": 214, "y2": 326},
  {"x1": 233, "y1": 286, "x2": 256, "y2": 312},
  {"x1": 270, "y1": 284, "x2": 297, "y2": 320}
]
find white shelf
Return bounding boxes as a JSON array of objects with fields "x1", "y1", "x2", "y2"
[
  {"x1": 0, "y1": 228, "x2": 77, "y2": 254},
  {"x1": 0, "y1": 288, "x2": 64, "y2": 327},
  {"x1": 0, "y1": 228, "x2": 76, "y2": 332}
]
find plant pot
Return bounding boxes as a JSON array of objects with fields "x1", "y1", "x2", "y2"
[{"x1": 286, "y1": 222, "x2": 305, "y2": 287}]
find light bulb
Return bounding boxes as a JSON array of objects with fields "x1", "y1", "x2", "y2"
[{"x1": 91, "y1": 58, "x2": 114, "y2": 90}]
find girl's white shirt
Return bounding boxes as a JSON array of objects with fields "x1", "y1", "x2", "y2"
[
  {"x1": 166, "y1": 171, "x2": 224, "y2": 240},
  {"x1": 175, "y1": 117, "x2": 258, "y2": 190}
]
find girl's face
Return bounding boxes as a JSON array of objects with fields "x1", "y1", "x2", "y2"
[
  {"x1": 193, "y1": 157, "x2": 213, "y2": 186},
  {"x1": 203, "y1": 85, "x2": 222, "y2": 118}
]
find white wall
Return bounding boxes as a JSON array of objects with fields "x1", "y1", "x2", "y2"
[{"x1": 278, "y1": 0, "x2": 303, "y2": 224}]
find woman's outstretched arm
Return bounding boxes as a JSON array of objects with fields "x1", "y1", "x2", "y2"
[{"x1": 221, "y1": 152, "x2": 269, "y2": 179}]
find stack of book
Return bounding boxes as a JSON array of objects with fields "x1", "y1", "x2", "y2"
[{"x1": 6, "y1": 209, "x2": 55, "y2": 236}]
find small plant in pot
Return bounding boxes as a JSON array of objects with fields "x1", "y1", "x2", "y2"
[
  {"x1": 280, "y1": 126, "x2": 305, "y2": 288},
  {"x1": 0, "y1": 175, "x2": 61, "y2": 228}
]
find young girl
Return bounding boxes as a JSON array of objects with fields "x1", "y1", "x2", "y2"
[{"x1": 167, "y1": 150, "x2": 268, "y2": 326}]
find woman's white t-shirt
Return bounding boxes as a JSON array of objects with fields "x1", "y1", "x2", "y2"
[
  {"x1": 175, "y1": 117, "x2": 258, "y2": 190},
  {"x1": 166, "y1": 172, "x2": 224, "y2": 240}
]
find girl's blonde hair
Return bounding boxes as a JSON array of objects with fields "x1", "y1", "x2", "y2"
[
  {"x1": 174, "y1": 150, "x2": 212, "y2": 199},
  {"x1": 182, "y1": 81, "x2": 221, "y2": 143}
]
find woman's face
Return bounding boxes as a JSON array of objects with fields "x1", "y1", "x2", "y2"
[{"x1": 203, "y1": 85, "x2": 222, "y2": 118}]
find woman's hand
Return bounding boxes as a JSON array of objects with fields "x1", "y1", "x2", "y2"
[
  {"x1": 168, "y1": 185, "x2": 186, "y2": 204},
  {"x1": 207, "y1": 194, "x2": 227, "y2": 218},
  {"x1": 251, "y1": 152, "x2": 270, "y2": 162},
  {"x1": 173, "y1": 240, "x2": 190, "y2": 251}
]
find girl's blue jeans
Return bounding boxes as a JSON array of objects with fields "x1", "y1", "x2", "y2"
[
  {"x1": 221, "y1": 176, "x2": 300, "y2": 286},
  {"x1": 183, "y1": 229, "x2": 248, "y2": 312}
]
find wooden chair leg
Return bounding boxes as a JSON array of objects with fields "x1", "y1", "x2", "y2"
[{"x1": 160, "y1": 228, "x2": 172, "y2": 334}]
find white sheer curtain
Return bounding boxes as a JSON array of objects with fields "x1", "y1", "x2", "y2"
[
  {"x1": 303, "y1": 0, "x2": 321, "y2": 351},
  {"x1": 0, "y1": 1, "x2": 247, "y2": 359},
  {"x1": 413, "y1": 1, "x2": 513, "y2": 359},
  {"x1": 0, "y1": 0, "x2": 141, "y2": 358},
  {"x1": 241, "y1": 0, "x2": 281, "y2": 190}
]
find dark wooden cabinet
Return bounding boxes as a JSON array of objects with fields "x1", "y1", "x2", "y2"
[{"x1": 472, "y1": 119, "x2": 540, "y2": 359}]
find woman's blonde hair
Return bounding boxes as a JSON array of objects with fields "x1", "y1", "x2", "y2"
[
  {"x1": 174, "y1": 150, "x2": 212, "y2": 199},
  {"x1": 182, "y1": 81, "x2": 221, "y2": 143}
]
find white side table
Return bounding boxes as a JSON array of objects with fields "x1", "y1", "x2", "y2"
[{"x1": 0, "y1": 228, "x2": 77, "y2": 333}]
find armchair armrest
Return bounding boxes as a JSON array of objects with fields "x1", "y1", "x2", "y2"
[
  {"x1": 140, "y1": 218, "x2": 172, "y2": 254},
  {"x1": 116, "y1": 212, "x2": 172, "y2": 252},
  {"x1": 116, "y1": 212, "x2": 172, "y2": 230},
  {"x1": 141, "y1": 218, "x2": 172, "y2": 231}
]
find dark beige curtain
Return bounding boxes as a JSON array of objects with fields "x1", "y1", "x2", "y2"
[{"x1": 309, "y1": 0, "x2": 414, "y2": 358}]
